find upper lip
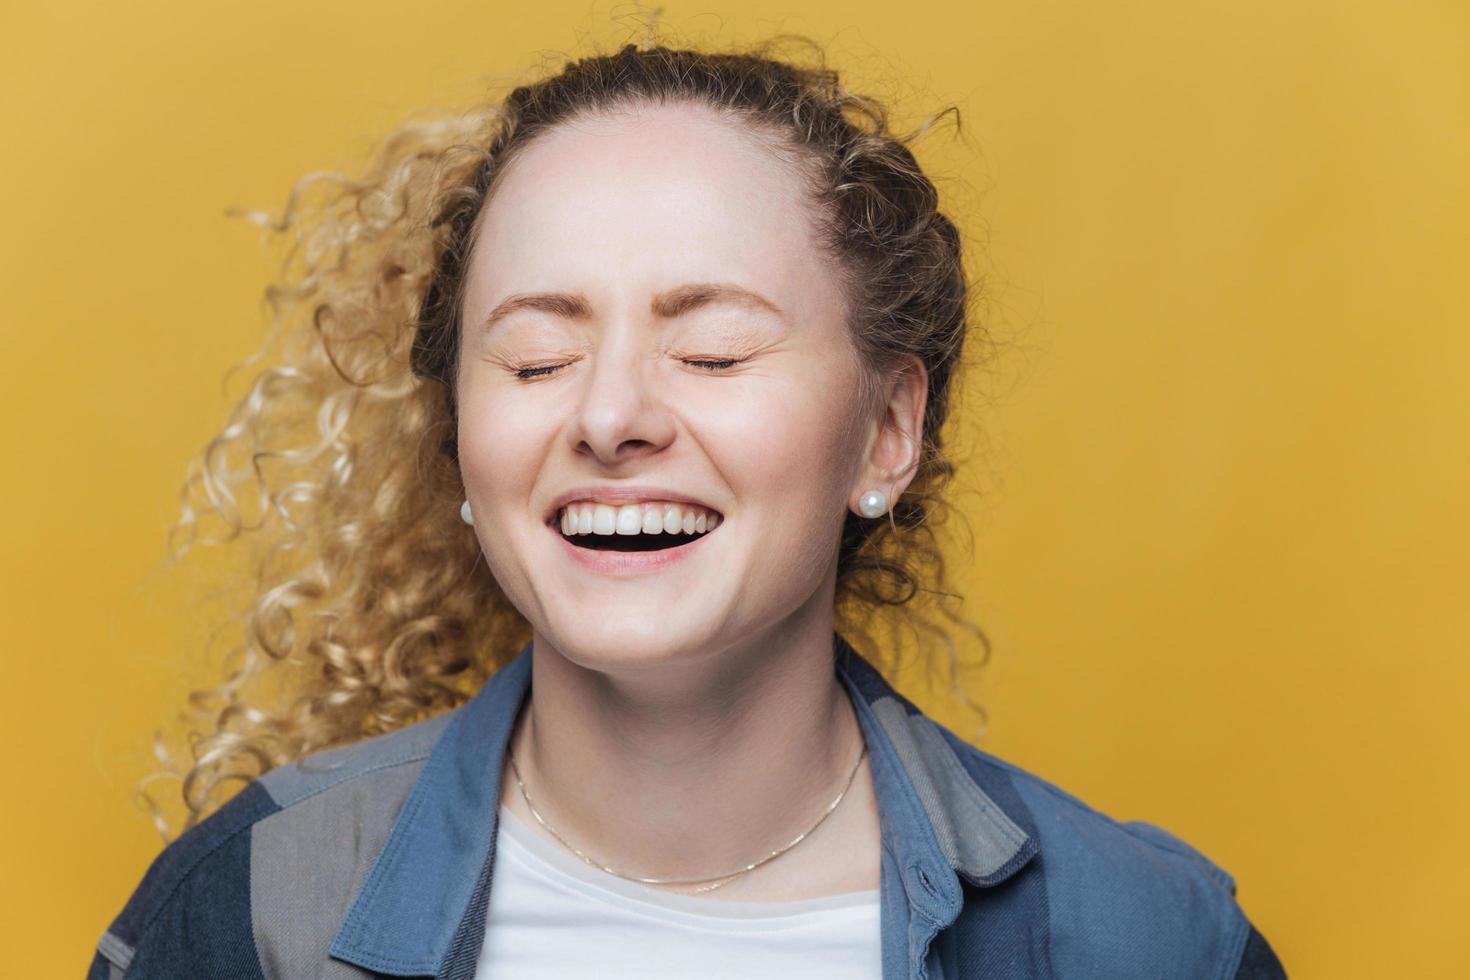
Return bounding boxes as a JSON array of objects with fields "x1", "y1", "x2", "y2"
[{"x1": 544, "y1": 485, "x2": 723, "y2": 525}]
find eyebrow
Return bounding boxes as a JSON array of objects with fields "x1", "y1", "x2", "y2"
[{"x1": 480, "y1": 282, "x2": 784, "y2": 334}]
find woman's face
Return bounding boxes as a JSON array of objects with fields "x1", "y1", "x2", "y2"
[{"x1": 456, "y1": 102, "x2": 887, "y2": 669}]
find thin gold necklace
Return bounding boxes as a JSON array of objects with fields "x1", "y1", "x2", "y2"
[{"x1": 506, "y1": 735, "x2": 868, "y2": 895}]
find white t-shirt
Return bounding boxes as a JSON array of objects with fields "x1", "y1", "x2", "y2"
[{"x1": 474, "y1": 804, "x2": 883, "y2": 979}]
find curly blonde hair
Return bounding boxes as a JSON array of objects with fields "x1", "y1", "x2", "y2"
[{"x1": 142, "y1": 31, "x2": 997, "y2": 841}]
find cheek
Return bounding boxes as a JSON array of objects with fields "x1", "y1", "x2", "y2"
[
  {"x1": 702, "y1": 374, "x2": 860, "y2": 508},
  {"x1": 455, "y1": 389, "x2": 554, "y2": 500},
  {"x1": 697, "y1": 373, "x2": 861, "y2": 601}
]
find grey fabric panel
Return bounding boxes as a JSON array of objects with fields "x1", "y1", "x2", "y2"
[
  {"x1": 95, "y1": 930, "x2": 133, "y2": 973},
  {"x1": 109, "y1": 963, "x2": 125, "y2": 980},
  {"x1": 870, "y1": 695, "x2": 1028, "y2": 877},
  {"x1": 259, "y1": 711, "x2": 453, "y2": 809},
  {"x1": 250, "y1": 759, "x2": 425, "y2": 980}
]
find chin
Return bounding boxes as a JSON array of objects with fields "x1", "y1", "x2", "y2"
[{"x1": 539, "y1": 618, "x2": 726, "y2": 672}]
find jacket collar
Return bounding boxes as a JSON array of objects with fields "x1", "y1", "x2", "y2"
[{"x1": 329, "y1": 633, "x2": 1039, "y2": 978}]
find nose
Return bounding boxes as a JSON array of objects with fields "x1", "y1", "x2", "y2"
[{"x1": 564, "y1": 332, "x2": 677, "y2": 467}]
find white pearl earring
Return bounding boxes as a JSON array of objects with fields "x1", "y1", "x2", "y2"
[
  {"x1": 460, "y1": 500, "x2": 475, "y2": 526},
  {"x1": 857, "y1": 489, "x2": 888, "y2": 518}
]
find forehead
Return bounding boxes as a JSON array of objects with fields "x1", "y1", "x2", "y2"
[{"x1": 465, "y1": 102, "x2": 836, "y2": 303}]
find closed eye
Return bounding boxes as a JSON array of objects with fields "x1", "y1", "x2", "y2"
[
  {"x1": 514, "y1": 363, "x2": 564, "y2": 379},
  {"x1": 513, "y1": 357, "x2": 744, "y2": 380},
  {"x1": 683, "y1": 358, "x2": 743, "y2": 372}
]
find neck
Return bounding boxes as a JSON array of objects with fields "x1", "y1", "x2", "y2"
[{"x1": 505, "y1": 603, "x2": 868, "y2": 890}]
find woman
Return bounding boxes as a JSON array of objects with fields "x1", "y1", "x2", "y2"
[{"x1": 89, "y1": 37, "x2": 1286, "y2": 979}]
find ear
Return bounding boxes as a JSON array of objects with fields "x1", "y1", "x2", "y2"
[{"x1": 849, "y1": 354, "x2": 928, "y2": 516}]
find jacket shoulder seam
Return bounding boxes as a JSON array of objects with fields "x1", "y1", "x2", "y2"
[
  {"x1": 953, "y1": 743, "x2": 1252, "y2": 978},
  {"x1": 1217, "y1": 913, "x2": 1254, "y2": 980},
  {"x1": 950, "y1": 741, "x2": 1238, "y2": 894},
  {"x1": 1114, "y1": 818, "x2": 1234, "y2": 890},
  {"x1": 122, "y1": 791, "x2": 274, "y2": 977}
]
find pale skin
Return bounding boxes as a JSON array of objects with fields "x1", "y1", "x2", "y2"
[{"x1": 455, "y1": 101, "x2": 928, "y2": 902}]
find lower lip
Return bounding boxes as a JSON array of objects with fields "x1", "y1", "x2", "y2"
[{"x1": 550, "y1": 523, "x2": 716, "y2": 575}]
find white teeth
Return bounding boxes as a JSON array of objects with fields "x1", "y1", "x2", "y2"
[
  {"x1": 615, "y1": 505, "x2": 642, "y2": 535},
  {"x1": 593, "y1": 505, "x2": 617, "y2": 535},
  {"x1": 556, "y1": 501, "x2": 721, "y2": 537}
]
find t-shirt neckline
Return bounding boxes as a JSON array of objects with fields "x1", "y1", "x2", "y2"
[{"x1": 495, "y1": 803, "x2": 882, "y2": 922}]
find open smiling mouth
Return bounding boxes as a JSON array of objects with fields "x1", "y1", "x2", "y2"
[
  {"x1": 565, "y1": 529, "x2": 713, "y2": 552},
  {"x1": 552, "y1": 503, "x2": 722, "y2": 552}
]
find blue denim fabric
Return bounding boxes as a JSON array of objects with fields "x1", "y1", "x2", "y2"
[{"x1": 90, "y1": 633, "x2": 1286, "y2": 978}]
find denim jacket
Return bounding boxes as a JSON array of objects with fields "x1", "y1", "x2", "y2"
[{"x1": 89, "y1": 633, "x2": 1286, "y2": 979}]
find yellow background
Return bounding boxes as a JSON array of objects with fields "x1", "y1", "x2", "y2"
[{"x1": 3, "y1": 1, "x2": 1466, "y2": 976}]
